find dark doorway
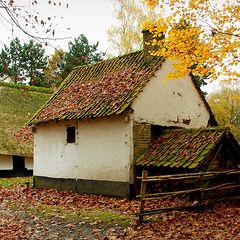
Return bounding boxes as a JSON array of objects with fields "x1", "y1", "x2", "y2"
[{"x1": 12, "y1": 156, "x2": 25, "y2": 176}]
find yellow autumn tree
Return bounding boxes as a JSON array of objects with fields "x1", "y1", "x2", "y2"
[
  {"x1": 143, "y1": 0, "x2": 240, "y2": 81},
  {"x1": 107, "y1": 0, "x2": 162, "y2": 55},
  {"x1": 44, "y1": 49, "x2": 65, "y2": 89},
  {"x1": 208, "y1": 85, "x2": 240, "y2": 141}
]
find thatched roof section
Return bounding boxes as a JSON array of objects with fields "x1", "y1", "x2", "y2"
[{"x1": 0, "y1": 86, "x2": 51, "y2": 157}]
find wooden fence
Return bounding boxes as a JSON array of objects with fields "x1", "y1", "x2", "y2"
[{"x1": 137, "y1": 169, "x2": 240, "y2": 224}]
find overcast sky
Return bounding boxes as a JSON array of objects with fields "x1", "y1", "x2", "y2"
[
  {"x1": 0, "y1": 0, "x2": 115, "y2": 54},
  {"x1": 0, "y1": 0, "x2": 223, "y2": 92}
]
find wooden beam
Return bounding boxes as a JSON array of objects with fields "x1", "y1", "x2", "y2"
[
  {"x1": 206, "y1": 144, "x2": 223, "y2": 171},
  {"x1": 139, "y1": 170, "x2": 148, "y2": 224},
  {"x1": 136, "y1": 195, "x2": 240, "y2": 216},
  {"x1": 136, "y1": 169, "x2": 240, "y2": 182},
  {"x1": 137, "y1": 182, "x2": 239, "y2": 200}
]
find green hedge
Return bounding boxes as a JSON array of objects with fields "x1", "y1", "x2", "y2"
[{"x1": 0, "y1": 82, "x2": 54, "y2": 94}]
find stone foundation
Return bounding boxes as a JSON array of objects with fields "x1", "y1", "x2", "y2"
[{"x1": 33, "y1": 176, "x2": 133, "y2": 198}]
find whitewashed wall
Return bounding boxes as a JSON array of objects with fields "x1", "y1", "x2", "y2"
[
  {"x1": 34, "y1": 115, "x2": 133, "y2": 183},
  {"x1": 132, "y1": 59, "x2": 211, "y2": 128},
  {"x1": 0, "y1": 155, "x2": 12, "y2": 170},
  {"x1": 25, "y1": 157, "x2": 33, "y2": 170}
]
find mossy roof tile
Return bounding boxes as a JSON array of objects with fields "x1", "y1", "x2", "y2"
[
  {"x1": 136, "y1": 128, "x2": 226, "y2": 169},
  {"x1": 29, "y1": 51, "x2": 163, "y2": 124}
]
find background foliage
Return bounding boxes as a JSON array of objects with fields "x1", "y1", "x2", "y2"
[
  {"x1": 144, "y1": 0, "x2": 239, "y2": 82},
  {"x1": 107, "y1": 0, "x2": 161, "y2": 55},
  {"x1": 0, "y1": 38, "x2": 47, "y2": 86},
  {"x1": 0, "y1": 34, "x2": 104, "y2": 88},
  {"x1": 208, "y1": 85, "x2": 240, "y2": 142}
]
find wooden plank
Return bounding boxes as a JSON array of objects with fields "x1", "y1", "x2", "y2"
[
  {"x1": 136, "y1": 169, "x2": 240, "y2": 221},
  {"x1": 136, "y1": 196, "x2": 240, "y2": 217},
  {"x1": 139, "y1": 170, "x2": 148, "y2": 224},
  {"x1": 136, "y1": 169, "x2": 240, "y2": 181},
  {"x1": 206, "y1": 144, "x2": 223, "y2": 171},
  {"x1": 138, "y1": 182, "x2": 239, "y2": 200},
  {"x1": 136, "y1": 202, "x2": 209, "y2": 216},
  {"x1": 138, "y1": 174, "x2": 221, "y2": 182},
  {"x1": 197, "y1": 173, "x2": 204, "y2": 204}
]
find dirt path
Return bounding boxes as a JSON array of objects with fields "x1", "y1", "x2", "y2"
[
  {"x1": 0, "y1": 202, "x2": 126, "y2": 240},
  {"x1": 0, "y1": 203, "x2": 129, "y2": 240},
  {"x1": 0, "y1": 184, "x2": 240, "y2": 239}
]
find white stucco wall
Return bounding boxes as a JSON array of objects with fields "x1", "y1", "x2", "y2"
[
  {"x1": 34, "y1": 115, "x2": 133, "y2": 183},
  {"x1": 132, "y1": 59, "x2": 211, "y2": 128},
  {"x1": 0, "y1": 155, "x2": 12, "y2": 170},
  {"x1": 25, "y1": 157, "x2": 33, "y2": 170}
]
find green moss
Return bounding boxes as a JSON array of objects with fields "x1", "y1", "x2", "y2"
[
  {"x1": 0, "y1": 177, "x2": 33, "y2": 186},
  {"x1": 28, "y1": 204, "x2": 131, "y2": 227},
  {"x1": 0, "y1": 86, "x2": 51, "y2": 156},
  {"x1": 138, "y1": 128, "x2": 226, "y2": 169},
  {"x1": 29, "y1": 50, "x2": 164, "y2": 124}
]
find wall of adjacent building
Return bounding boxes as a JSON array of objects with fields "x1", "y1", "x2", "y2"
[
  {"x1": 25, "y1": 157, "x2": 33, "y2": 170},
  {"x1": 0, "y1": 154, "x2": 33, "y2": 177},
  {"x1": 0, "y1": 154, "x2": 12, "y2": 170}
]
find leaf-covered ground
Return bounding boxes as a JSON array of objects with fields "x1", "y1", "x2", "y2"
[{"x1": 0, "y1": 178, "x2": 240, "y2": 239}]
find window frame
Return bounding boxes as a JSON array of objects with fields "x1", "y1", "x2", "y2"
[{"x1": 66, "y1": 126, "x2": 76, "y2": 144}]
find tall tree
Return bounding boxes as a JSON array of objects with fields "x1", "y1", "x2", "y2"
[
  {"x1": 0, "y1": 38, "x2": 47, "y2": 86},
  {"x1": 208, "y1": 86, "x2": 240, "y2": 141},
  {"x1": 143, "y1": 0, "x2": 240, "y2": 82},
  {"x1": 60, "y1": 34, "x2": 104, "y2": 79},
  {"x1": 44, "y1": 49, "x2": 65, "y2": 89},
  {"x1": 0, "y1": 38, "x2": 22, "y2": 83},
  {"x1": 21, "y1": 40, "x2": 47, "y2": 86},
  {"x1": 107, "y1": 0, "x2": 161, "y2": 55}
]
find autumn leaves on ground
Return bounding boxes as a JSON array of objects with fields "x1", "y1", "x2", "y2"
[{"x1": 0, "y1": 178, "x2": 239, "y2": 240}]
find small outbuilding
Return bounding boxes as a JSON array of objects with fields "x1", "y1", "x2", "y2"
[
  {"x1": 0, "y1": 84, "x2": 51, "y2": 177},
  {"x1": 136, "y1": 127, "x2": 240, "y2": 175}
]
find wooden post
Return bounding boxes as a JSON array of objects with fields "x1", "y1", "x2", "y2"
[
  {"x1": 197, "y1": 173, "x2": 204, "y2": 210},
  {"x1": 139, "y1": 170, "x2": 148, "y2": 224}
]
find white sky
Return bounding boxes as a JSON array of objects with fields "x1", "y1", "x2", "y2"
[{"x1": 0, "y1": 0, "x2": 115, "y2": 55}]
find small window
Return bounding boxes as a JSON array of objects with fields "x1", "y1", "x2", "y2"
[{"x1": 66, "y1": 126, "x2": 76, "y2": 143}]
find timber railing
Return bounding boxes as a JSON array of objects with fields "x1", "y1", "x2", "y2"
[{"x1": 137, "y1": 169, "x2": 240, "y2": 224}]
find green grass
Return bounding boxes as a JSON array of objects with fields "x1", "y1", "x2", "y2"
[
  {"x1": 0, "y1": 177, "x2": 33, "y2": 186},
  {"x1": 29, "y1": 204, "x2": 131, "y2": 227}
]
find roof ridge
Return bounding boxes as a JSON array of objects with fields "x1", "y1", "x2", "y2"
[
  {"x1": 163, "y1": 127, "x2": 226, "y2": 132},
  {"x1": 71, "y1": 50, "x2": 144, "y2": 72}
]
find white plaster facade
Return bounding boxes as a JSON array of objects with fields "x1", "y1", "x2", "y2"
[
  {"x1": 0, "y1": 155, "x2": 33, "y2": 171},
  {"x1": 0, "y1": 155, "x2": 12, "y2": 170},
  {"x1": 34, "y1": 115, "x2": 133, "y2": 183},
  {"x1": 33, "y1": 59, "x2": 214, "y2": 196},
  {"x1": 132, "y1": 59, "x2": 210, "y2": 128}
]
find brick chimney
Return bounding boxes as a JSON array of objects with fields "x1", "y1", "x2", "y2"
[{"x1": 142, "y1": 29, "x2": 162, "y2": 61}]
